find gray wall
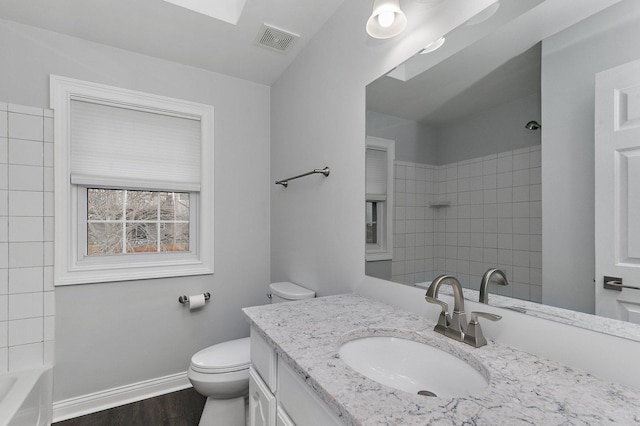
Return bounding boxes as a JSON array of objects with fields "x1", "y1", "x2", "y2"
[
  {"x1": 367, "y1": 92, "x2": 540, "y2": 167},
  {"x1": 366, "y1": 110, "x2": 437, "y2": 164},
  {"x1": 0, "y1": 19, "x2": 271, "y2": 402},
  {"x1": 436, "y1": 93, "x2": 541, "y2": 165},
  {"x1": 270, "y1": 0, "x2": 498, "y2": 296},
  {"x1": 364, "y1": 260, "x2": 391, "y2": 281},
  {"x1": 541, "y1": 0, "x2": 640, "y2": 313}
]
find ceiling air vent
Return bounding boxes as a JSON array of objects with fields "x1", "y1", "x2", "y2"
[{"x1": 255, "y1": 24, "x2": 299, "y2": 54}]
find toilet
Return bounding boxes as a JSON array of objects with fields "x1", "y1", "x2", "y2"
[{"x1": 188, "y1": 282, "x2": 315, "y2": 426}]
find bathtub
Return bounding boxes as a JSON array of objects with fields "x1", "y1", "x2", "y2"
[
  {"x1": 414, "y1": 281, "x2": 432, "y2": 289},
  {"x1": 0, "y1": 367, "x2": 52, "y2": 426}
]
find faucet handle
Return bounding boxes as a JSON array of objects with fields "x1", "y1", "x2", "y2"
[
  {"x1": 470, "y1": 312, "x2": 502, "y2": 323},
  {"x1": 425, "y1": 296, "x2": 450, "y2": 335},
  {"x1": 463, "y1": 311, "x2": 502, "y2": 348}
]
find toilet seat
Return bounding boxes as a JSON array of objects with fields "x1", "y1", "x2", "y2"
[{"x1": 190, "y1": 337, "x2": 251, "y2": 374}]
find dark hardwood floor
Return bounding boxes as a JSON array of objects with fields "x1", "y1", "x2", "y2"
[{"x1": 54, "y1": 388, "x2": 206, "y2": 426}]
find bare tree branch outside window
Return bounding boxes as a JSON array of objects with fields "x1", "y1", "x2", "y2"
[{"x1": 87, "y1": 189, "x2": 189, "y2": 255}]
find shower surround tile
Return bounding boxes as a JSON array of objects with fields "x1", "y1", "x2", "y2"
[
  {"x1": 1, "y1": 101, "x2": 55, "y2": 373},
  {"x1": 392, "y1": 146, "x2": 542, "y2": 303}
]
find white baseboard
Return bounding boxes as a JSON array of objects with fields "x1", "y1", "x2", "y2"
[{"x1": 52, "y1": 371, "x2": 191, "y2": 423}]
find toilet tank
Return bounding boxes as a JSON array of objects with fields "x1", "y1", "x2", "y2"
[{"x1": 269, "y1": 282, "x2": 315, "y2": 303}]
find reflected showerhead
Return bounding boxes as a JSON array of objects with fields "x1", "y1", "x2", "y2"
[{"x1": 525, "y1": 120, "x2": 541, "y2": 130}]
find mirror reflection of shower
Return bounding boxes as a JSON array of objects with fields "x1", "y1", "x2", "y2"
[{"x1": 525, "y1": 120, "x2": 541, "y2": 130}]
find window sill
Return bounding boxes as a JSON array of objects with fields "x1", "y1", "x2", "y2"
[
  {"x1": 55, "y1": 259, "x2": 213, "y2": 286},
  {"x1": 366, "y1": 252, "x2": 393, "y2": 262}
]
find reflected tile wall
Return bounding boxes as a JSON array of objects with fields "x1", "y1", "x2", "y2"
[
  {"x1": 0, "y1": 102, "x2": 55, "y2": 373},
  {"x1": 392, "y1": 146, "x2": 542, "y2": 303}
]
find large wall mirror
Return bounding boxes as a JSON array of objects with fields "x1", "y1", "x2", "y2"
[{"x1": 365, "y1": 0, "x2": 640, "y2": 333}]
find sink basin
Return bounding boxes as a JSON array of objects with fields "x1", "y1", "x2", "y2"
[{"x1": 338, "y1": 336, "x2": 488, "y2": 398}]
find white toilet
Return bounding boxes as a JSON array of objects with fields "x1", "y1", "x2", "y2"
[{"x1": 188, "y1": 282, "x2": 315, "y2": 426}]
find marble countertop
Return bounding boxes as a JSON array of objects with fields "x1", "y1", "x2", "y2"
[{"x1": 243, "y1": 294, "x2": 640, "y2": 425}]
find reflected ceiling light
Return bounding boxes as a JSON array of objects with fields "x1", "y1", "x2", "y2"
[
  {"x1": 366, "y1": 0, "x2": 408, "y2": 39},
  {"x1": 466, "y1": 1, "x2": 500, "y2": 26},
  {"x1": 419, "y1": 36, "x2": 446, "y2": 54}
]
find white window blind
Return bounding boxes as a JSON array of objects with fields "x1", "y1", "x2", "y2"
[
  {"x1": 366, "y1": 147, "x2": 387, "y2": 200},
  {"x1": 70, "y1": 99, "x2": 202, "y2": 191}
]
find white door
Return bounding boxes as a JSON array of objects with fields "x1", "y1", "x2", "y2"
[{"x1": 595, "y1": 58, "x2": 640, "y2": 323}]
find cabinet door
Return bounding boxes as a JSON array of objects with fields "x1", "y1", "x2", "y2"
[
  {"x1": 277, "y1": 359, "x2": 343, "y2": 425},
  {"x1": 276, "y1": 405, "x2": 295, "y2": 426},
  {"x1": 251, "y1": 327, "x2": 277, "y2": 391},
  {"x1": 249, "y1": 367, "x2": 276, "y2": 426}
]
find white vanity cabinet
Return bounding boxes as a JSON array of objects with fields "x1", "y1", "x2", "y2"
[
  {"x1": 249, "y1": 367, "x2": 276, "y2": 426},
  {"x1": 249, "y1": 327, "x2": 343, "y2": 426},
  {"x1": 276, "y1": 405, "x2": 295, "y2": 426}
]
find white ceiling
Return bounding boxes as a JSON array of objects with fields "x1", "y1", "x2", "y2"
[{"x1": 0, "y1": 0, "x2": 346, "y2": 85}]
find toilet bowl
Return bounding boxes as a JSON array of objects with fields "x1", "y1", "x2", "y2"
[
  {"x1": 188, "y1": 337, "x2": 251, "y2": 426},
  {"x1": 188, "y1": 282, "x2": 315, "y2": 426}
]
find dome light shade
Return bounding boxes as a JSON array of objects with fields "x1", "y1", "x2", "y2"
[{"x1": 366, "y1": 0, "x2": 407, "y2": 39}]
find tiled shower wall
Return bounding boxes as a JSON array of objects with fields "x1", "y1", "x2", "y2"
[
  {"x1": 0, "y1": 102, "x2": 55, "y2": 372},
  {"x1": 392, "y1": 146, "x2": 542, "y2": 303}
]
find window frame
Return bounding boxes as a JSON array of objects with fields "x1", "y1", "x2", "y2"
[
  {"x1": 365, "y1": 136, "x2": 395, "y2": 261},
  {"x1": 51, "y1": 75, "x2": 214, "y2": 285}
]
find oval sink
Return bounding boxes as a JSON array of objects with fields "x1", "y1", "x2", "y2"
[{"x1": 338, "y1": 336, "x2": 488, "y2": 398}]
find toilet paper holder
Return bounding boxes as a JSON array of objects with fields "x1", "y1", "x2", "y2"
[{"x1": 179, "y1": 292, "x2": 211, "y2": 304}]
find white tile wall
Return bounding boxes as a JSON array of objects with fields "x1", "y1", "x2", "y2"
[
  {"x1": 392, "y1": 161, "x2": 436, "y2": 285},
  {"x1": 0, "y1": 101, "x2": 55, "y2": 373},
  {"x1": 392, "y1": 146, "x2": 543, "y2": 303}
]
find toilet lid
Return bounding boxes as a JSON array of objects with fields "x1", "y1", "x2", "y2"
[
  {"x1": 269, "y1": 282, "x2": 315, "y2": 300},
  {"x1": 190, "y1": 337, "x2": 251, "y2": 374}
]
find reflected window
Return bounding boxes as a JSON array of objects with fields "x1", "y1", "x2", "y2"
[
  {"x1": 366, "y1": 137, "x2": 394, "y2": 261},
  {"x1": 366, "y1": 201, "x2": 378, "y2": 244}
]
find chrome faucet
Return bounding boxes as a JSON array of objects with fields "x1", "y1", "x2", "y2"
[
  {"x1": 479, "y1": 268, "x2": 509, "y2": 304},
  {"x1": 463, "y1": 312, "x2": 502, "y2": 347},
  {"x1": 425, "y1": 275, "x2": 467, "y2": 341}
]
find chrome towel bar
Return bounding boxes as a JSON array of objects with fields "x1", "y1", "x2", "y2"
[{"x1": 275, "y1": 166, "x2": 330, "y2": 188}]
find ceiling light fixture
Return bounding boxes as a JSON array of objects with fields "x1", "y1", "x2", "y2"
[
  {"x1": 366, "y1": 0, "x2": 408, "y2": 39},
  {"x1": 419, "y1": 36, "x2": 445, "y2": 54}
]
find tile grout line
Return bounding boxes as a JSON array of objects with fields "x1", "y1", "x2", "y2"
[
  {"x1": 42, "y1": 110, "x2": 46, "y2": 352},
  {"x1": 2, "y1": 106, "x2": 6, "y2": 372}
]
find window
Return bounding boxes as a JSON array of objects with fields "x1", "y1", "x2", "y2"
[
  {"x1": 366, "y1": 201, "x2": 378, "y2": 244},
  {"x1": 86, "y1": 189, "x2": 190, "y2": 255},
  {"x1": 51, "y1": 75, "x2": 213, "y2": 285},
  {"x1": 365, "y1": 137, "x2": 394, "y2": 261}
]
